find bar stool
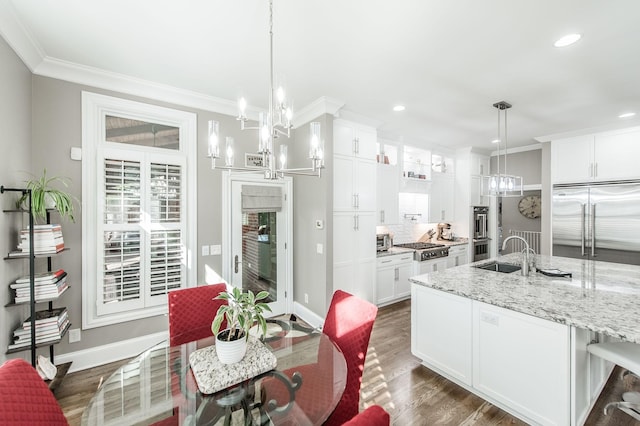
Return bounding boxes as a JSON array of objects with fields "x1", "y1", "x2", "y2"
[{"x1": 587, "y1": 341, "x2": 640, "y2": 420}]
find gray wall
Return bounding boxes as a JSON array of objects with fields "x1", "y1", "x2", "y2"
[
  {"x1": 0, "y1": 36, "x2": 33, "y2": 364},
  {"x1": 490, "y1": 149, "x2": 542, "y2": 185},
  {"x1": 291, "y1": 114, "x2": 333, "y2": 316}
]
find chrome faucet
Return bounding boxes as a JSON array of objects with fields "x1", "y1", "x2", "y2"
[{"x1": 501, "y1": 235, "x2": 532, "y2": 277}]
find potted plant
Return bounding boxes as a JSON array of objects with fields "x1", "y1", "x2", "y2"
[
  {"x1": 211, "y1": 287, "x2": 272, "y2": 364},
  {"x1": 16, "y1": 169, "x2": 77, "y2": 223}
]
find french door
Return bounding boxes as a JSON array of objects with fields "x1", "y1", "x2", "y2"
[{"x1": 225, "y1": 176, "x2": 291, "y2": 315}]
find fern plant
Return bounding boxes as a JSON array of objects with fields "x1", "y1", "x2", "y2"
[{"x1": 17, "y1": 169, "x2": 77, "y2": 222}]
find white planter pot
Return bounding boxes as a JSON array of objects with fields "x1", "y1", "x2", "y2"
[{"x1": 215, "y1": 330, "x2": 247, "y2": 364}]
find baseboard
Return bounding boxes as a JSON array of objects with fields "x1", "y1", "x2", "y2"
[
  {"x1": 55, "y1": 331, "x2": 169, "y2": 373},
  {"x1": 293, "y1": 302, "x2": 325, "y2": 330}
]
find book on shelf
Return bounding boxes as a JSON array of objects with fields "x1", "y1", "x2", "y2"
[
  {"x1": 23, "y1": 307, "x2": 68, "y2": 327},
  {"x1": 12, "y1": 224, "x2": 65, "y2": 256},
  {"x1": 10, "y1": 313, "x2": 70, "y2": 349},
  {"x1": 13, "y1": 282, "x2": 68, "y2": 303},
  {"x1": 14, "y1": 269, "x2": 65, "y2": 284},
  {"x1": 11, "y1": 271, "x2": 67, "y2": 289}
]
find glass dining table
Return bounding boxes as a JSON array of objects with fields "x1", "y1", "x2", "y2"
[{"x1": 81, "y1": 320, "x2": 347, "y2": 426}]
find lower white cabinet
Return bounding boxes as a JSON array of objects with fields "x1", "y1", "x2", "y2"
[
  {"x1": 473, "y1": 302, "x2": 570, "y2": 426},
  {"x1": 376, "y1": 253, "x2": 413, "y2": 305},
  {"x1": 411, "y1": 285, "x2": 610, "y2": 426},
  {"x1": 446, "y1": 244, "x2": 469, "y2": 268},
  {"x1": 411, "y1": 285, "x2": 472, "y2": 385}
]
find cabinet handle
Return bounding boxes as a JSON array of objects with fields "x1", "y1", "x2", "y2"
[
  {"x1": 355, "y1": 194, "x2": 360, "y2": 208},
  {"x1": 594, "y1": 162, "x2": 598, "y2": 178},
  {"x1": 380, "y1": 210, "x2": 385, "y2": 223},
  {"x1": 394, "y1": 267, "x2": 399, "y2": 281},
  {"x1": 352, "y1": 138, "x2": 357, "y2": 154},
  {"x1": 352, "y1": 194, "x2": 357, "y2": 208},
  {"x1": 355, "y1": 137, "x2": 360, "y2": 154},
  {"x1": 589, "y1": 163, "x2": 593, "y2": 178},
  {"x1": 356, "y1": 215, "x2": 359, "y2": 230},
  {"x1": 381, "y1": 259, "x2": 392, "y2": 264},
  {"x1": 353, "y1": 215, "x2": 357, "y2": 230}
]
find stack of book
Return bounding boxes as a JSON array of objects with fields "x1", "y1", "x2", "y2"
[
  {"x1": 9, "y1": 224, "x2": 65, "y2": 256},
  {"x1": 10, "y1": 269, "x2": 68, "y2": 303},
  {"x1": 8, "y1": 307, "x2": 69, "y2": 350}
]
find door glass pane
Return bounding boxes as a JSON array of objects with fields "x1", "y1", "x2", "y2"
[
  {"x1": 242, "y1": 211, "x2": 277, "y2": 303},
  {"x1": 105, "y1": 115, "x2": 179, "y2": 150}
]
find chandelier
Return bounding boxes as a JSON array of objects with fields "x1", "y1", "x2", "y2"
[
  {"x1": 481, "y1": 101, "x2": 524, "y2": 197},
  {"x1": 207, "y1": 0, "x2": 324, "y2": 179}
]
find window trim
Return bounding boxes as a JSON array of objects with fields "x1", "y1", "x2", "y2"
[{"x1": 82, "y1": 92, "x2": 197, "y2": 329}]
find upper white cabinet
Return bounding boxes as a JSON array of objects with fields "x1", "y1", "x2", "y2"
[
  {"x1": 334, "y1": 119, "x2": 377, "y2": 160},
  {"x1": 552, "y1": 127, "x2": 640, "y2": 183},
  {"x1": 333, "y1": 119, "x2": 377, "y2": 212},
  {"x1": 376, "y1": 139, "x2": 400, "y2": 224},
  {"x1": 470, "y1": 153, "x2": 490, "y2": 177},
  {"x1": 430, "y1": 173, "x2": 455, "y2": 222}
]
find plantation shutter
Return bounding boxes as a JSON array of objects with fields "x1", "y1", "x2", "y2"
[{"x1": 98, "y1": 151, "x2": 186, "y2": 315}]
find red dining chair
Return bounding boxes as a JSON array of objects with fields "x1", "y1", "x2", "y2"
[
  {"x1": 263, "y1": 290, "x2": 378, "y2": 425},
  {"x1": 342, "y1": 405, "x2": 390, "y2": 425},
  {"x1": 0, "y1": 358, "x2": 69, "y2": 425},
  {"x1": 168, "y1": 283, "x2": 228, "y2": 346},
  {"x1": 322, "y1": 290, "x2": 378, "y2": 425}
]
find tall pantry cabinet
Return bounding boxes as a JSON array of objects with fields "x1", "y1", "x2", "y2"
[{"x1": 333, "y1": 119, "x2": 377, "y2": 302}]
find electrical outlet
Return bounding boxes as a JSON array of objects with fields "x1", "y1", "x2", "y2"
[
  {"x1": 304, "y1": 293, "x2": 309, "y2": 304},
  {"x1": 69, "y1": 328, "x2": 81, "y2": 343},
  {"x1": 316, "y1": 243, "x2": 323, "y2": 254},
  {"x1": 210, "y1": 244, "x2": 221, "y2": 255},
  {"x1": 202, "y1": 245, "x2": 210, "y2": 256}
]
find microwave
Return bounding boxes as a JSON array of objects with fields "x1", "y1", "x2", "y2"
[{"x1": 376, "y1": 233, "x2": 393, "y2": 252}]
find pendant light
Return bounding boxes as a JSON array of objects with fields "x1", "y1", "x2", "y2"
[{"x1": 481, "y1": 101, "x2": 524, "y2": 197}]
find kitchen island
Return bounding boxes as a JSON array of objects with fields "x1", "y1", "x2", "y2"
[{"x1": 410, "y1": 253, "x2": 640, "y2": 426}]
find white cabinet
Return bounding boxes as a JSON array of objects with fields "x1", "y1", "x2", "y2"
[
  {"x1": 333, "y1": 120, "x2": 377, "y2": 212},
  {"x1": 415, "y1": 257, "x2": 447, "y2": 275},
  {"x1": 333, "y1": 119, "x2": 378, "y2": 302},
  {"x1": 429, "y1": 173, "x2": 455, "y2": 222},
  {"x1": 376, "y1": 253, "x2": 413, "y2": 305},
  {"x1": 376, "y1": 163, "x2": 400, "y2": 224},
  {"x1": 334, "y1": 119, "x2": 377, "y2": 160},
  {"x1": 471, "y1": 153, "x2": 490, "y2": 177},
  {"x1": 333, "y1": 212, "x2": 376, "y2": 302},
  {"x1": 446, "y1": 244, "x2": 469, "y2": 268},
  {"x1": 552, "y1": 127, "x2": 640, "y2": 183},
  {"x1": 412, "y1": 284, "x2": 473, "y2": 386},
  {"x1": 472, "y1": 302, "x2": 570, "y2": 426}
]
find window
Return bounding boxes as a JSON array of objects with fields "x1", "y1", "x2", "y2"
[{"x1": 82, "y1": 92, "x2": 197, "y2": 328}]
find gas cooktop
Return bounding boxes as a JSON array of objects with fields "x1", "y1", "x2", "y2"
[{"x1": 393, "y1": 242, "x2": 446, "y2": 250}]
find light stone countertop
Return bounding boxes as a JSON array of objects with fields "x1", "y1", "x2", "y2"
[{"x1": 410, "y1": 253, "x2": 640, "y2": 343}]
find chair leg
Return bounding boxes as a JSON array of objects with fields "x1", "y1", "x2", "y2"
[{"x1": 604, "y1": 400, "x2": 640, "y2": 421}]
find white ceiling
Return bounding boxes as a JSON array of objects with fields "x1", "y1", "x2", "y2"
[{"x1": 2, "y1": 0, "x2": 640, "y2": 151}]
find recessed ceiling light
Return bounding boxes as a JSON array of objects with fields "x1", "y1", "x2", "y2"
[
  {"x1": 393, "y1": 105, "x2": 406, "y2": 112},
  {"x1": 619, "y1": 112, "x2": 636, "y2": 118},
  {"x1": 554, "y1": 33, "x2": 581, "y2": 47},
  {"x1": 491, "y1": 139, "x2": 500, "y2": 144}
]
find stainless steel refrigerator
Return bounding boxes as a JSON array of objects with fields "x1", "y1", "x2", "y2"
[{"x1": 552, "y1": 181, "x2": 640, "y2": 265}]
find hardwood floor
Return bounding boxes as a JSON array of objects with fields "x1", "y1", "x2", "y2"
[{"x1": 56, "y1": 299, "x2": 639, "y2": 425}]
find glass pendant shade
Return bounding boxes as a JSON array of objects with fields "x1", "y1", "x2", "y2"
[
  {"x1": 481, "y1": 101, "x2": 524, "y2": 197},
  {"x1": 208, "y1": 120, "x2": 220, "y2": 159}
]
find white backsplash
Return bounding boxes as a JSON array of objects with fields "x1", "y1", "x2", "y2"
[{"x1": 377, "y1": 222, "x2": 444, "y2": 244}]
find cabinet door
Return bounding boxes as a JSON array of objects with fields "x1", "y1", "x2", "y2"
[
  {"x1": 430, "y1": 174, "x2": 454, "y2": 222},
  {"x1": 355, "y1": 125, "x2": 378, "y2": 161},
  {"x1": 552, "y1": 135, "x2": 594, "y2": 184},
  {"x1": 594, "y1": 128, "x2": 640, "y2": 181},
  {"x1": 395, "y1": 261, "x2": 413, "y2": 298},
  {"x1": 333, "y1": 156, "x2": 355, "y2": 211},
  {"x1": 355, "y1": 212, "x2": 377, "y2": 262},
  {"x1": 355, "y1": 258, "x2": 376, "y2": 303},
  {"x1": 471, "y1": 153, "x2": 490, "y2": 176},
  {"x1": 473, "y1": 302, "x2": 570, "y2": 426},
  {"x1": 334, "y1": 120, "x2": 357, "y2": 157},
  {"x1": 356, "y1": 160, "x2": 377, "y2": 212},
  {"x1": 411, "y1": 285, "x2": 472, "y2": 386},
  {"x1": 333, "y1": 213, "x2": 357, "y2": 265},
  {"x1": 375, "y1": 263, "x2": 395, "y2": 305},
  {"x1": 377, "y1": 164, "x2": 400, "y2": 224}
]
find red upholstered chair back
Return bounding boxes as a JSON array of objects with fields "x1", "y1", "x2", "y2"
[
  {"x1": 322, "y1": 290, "x2": 378, "y2": 426},
  {"x1": 0, "y1": 358, "x2": 69, "y2": 425},
  {"x1": 168, "y1": 283, "x2": 228, "y2": 346},
  {"x1": 342, "y1": 405, "x2": 390, "y2": 426}
]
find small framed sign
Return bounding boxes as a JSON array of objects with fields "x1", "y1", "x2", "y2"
[{"x1": 245, "y1": 153, "x2": 264, "y2": 167}]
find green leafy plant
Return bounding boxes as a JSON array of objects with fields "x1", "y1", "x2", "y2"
[
  {"x1": 16, "y1": 169, "x2": 77, "y2": 222},
  {"x1": 211, "y1": 287, "x2": 272, "y2": 342}
]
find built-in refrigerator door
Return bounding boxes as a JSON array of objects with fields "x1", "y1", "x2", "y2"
[
  {"x1": 552, "y1": 185, "x2": 591, "y2": 260},
  {"x1": 589, "y1": 182, "x2": 640, "y2": 265}
]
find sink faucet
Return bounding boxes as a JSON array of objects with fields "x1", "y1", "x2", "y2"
[{"x1": 501, "y1": 236, "x2": 532, "y2": 277}]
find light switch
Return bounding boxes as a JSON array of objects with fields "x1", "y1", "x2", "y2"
[
  {"x1": 210, "y1": 244, "x2": 221, "y2": 255},
  {"x1": 202, "y1": 245, "x2": 210, "y2": 256},
  {"x1": 316, "y1": 243, "x2": 323, "y2": 254}
]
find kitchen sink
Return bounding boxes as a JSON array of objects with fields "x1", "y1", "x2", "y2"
[{"x1": 475, "y1": 261, "x2": 521, "y2": 273}]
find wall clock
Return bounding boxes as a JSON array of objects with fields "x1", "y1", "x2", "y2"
[{"x1": 518, "y1": 195, "x2": 541, "y2": 219}]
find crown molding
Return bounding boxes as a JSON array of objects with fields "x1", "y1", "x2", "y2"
[
  {"x1": 490, "y1": 142, "x2": 542, "y2": 156},
  {"x1": 35, "y1": 57, "x2": 243, "y2": 116},
  {"x1": 293, "y1": 96, "x2": 344, "y2": 127},
  {"x1": 535, "y1": 122, "x2": 640, "y2": 142},
  {"x1": 0, "y1": 0, "x2": 45, "y2": 71}
]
